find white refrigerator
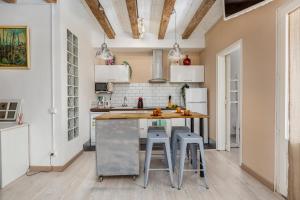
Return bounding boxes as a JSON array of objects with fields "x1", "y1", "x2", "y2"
[{"x1": 185, "y1": 88, "x2": 209, "y2": 143}]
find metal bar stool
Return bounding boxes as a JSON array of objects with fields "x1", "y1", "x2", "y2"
[
  {"x1": 174, "y1": 132, "x2": 208, "y2": 190},
  {"x1": 171, "y1": 126, "x2": 191, "y2": 167},
  {"x1": 144, "y1": 127, "x2": 174, "y2": 188}
]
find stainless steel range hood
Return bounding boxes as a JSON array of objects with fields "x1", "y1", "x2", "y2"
[{"x1": 149, "y1": 49, "x2": 167, "y2": 83}]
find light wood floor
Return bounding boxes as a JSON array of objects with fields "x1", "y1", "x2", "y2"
[{"x1": 0, "y1": 149, "x2": 284, "y2": 200}]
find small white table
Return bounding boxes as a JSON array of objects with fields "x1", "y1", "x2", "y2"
[{"x1": 0, "y1": 122, "x2": 29, "y2": 188}]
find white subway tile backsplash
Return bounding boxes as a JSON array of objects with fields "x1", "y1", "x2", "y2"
[{"x1": 97, "y1": 82, "x2": 200, "y2": 107}]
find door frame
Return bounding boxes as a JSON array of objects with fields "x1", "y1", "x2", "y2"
[
  {"x1": 216, "y1": 40, "x2": 243, "y2": 165},
  {"x1": 225, "y1": 55, "x2": 232, "y2": 152},
  {"x1": 275, "y1": 0, "x2": 300, "y2": 196}
]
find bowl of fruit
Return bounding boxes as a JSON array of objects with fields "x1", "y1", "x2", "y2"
[
  {"x1": 182, "y1": 109, "x2": 192, "y2": 116},
  {"x1": 152, "y1": 107, "x2": 162, "y2": 116}
]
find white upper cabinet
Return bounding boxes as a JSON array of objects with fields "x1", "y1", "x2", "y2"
[
  {"x1": 95, "y1": 65, "x2": 130, "y2": 83},
  {"x1": 170, "y1": 65, "x2": 204, "y2": 83}
]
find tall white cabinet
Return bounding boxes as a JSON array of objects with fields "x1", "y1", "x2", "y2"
[{"x1": 0, "y1": 123, "x2": 29, "y2": 188}]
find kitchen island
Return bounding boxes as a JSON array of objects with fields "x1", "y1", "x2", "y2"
[{"x1": 95, "y1": 112, "x2": 208, "y2": 180}]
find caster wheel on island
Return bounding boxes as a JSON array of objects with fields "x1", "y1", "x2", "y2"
[
  {"x1": 132, "y1": 176, "x2": 136, "y2": 181},
  {"x1": 98, "y1": 176, "x2": 104, "y2": 182}
]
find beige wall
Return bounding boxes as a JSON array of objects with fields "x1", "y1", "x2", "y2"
[
  {"x1": 95, "y1": 50, "x2": 202, "y2": 83},
  {"x1": 200, "y1": 0, "x2": 290, "y2": 186}
]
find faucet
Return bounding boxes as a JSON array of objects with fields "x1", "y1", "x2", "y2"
[{"x1": 122, "y1": 96, "x2": 128, "y2": 107}]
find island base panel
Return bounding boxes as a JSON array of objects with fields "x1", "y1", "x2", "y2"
[{"x1": 96, "y1": 120, "x2": 139, "y2": 177}]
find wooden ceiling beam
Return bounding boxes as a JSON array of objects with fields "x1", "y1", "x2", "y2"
[
  {"x1": 125, "y1": 0, "x2": 139, "y2": 39},
  {"x1": 2, "y1": 0, "x2": 57, "y2": 3},
  {"x1": 84, "y1": 0, "x2": 116, "y2": 39},
  {"x1": 2, "y1": 0, "x2": 17, "y2": 3},
  {"x1": 45, "y1": 0, "x2": 57, "y2": 3},
  {"x1": 158, "y1": 0, "x2": 176, "y2": 39},
  {"x1": 182, "y1": 0, "x2": 216, "y2": 39}
]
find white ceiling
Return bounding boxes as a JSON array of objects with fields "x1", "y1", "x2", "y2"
[
  {"x1": 100, "y1": 0, "x2": 223, "y2": 39},
  {"x1": 89, "y1": 0, "x2": 223, "y2": 49}
]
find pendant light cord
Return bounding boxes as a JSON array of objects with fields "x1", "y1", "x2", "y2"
[
  {"x1": 98, "y1": 0, "x2": 106, "y2": 45},
  {"x1": 174, "y1": 9, "x2": 177, "y2": 44}
]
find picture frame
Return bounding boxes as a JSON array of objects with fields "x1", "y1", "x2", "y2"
[{"x1": 0, "y1": 26, "x2": 30, "y2": 69}]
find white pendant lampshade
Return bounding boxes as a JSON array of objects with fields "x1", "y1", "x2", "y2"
[
  {"x1": 168, "y1": 10, "x2": 182, "y2": 62},
  {"x1": 96, "y1": 42, "x2": 113, "y2": 60},
  {"x1": 168, "y1": 42, "x2": 182, "y2": 62},
  {"x1": 96, "y1": 32, "x2": 113, "y2": 60},
  {"x1": 138, "y1": 17, "x2": 145, "y2": 39}
]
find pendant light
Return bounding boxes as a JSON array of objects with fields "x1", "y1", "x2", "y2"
[
  {"x1": 96, "y1": 33, "x2": 113, "y2": 61},
  {"x1": 95, "y1": 1, "x2": 113, "y2": 60},
  {"x1": 168, "y1": 9, "x2": 182, "y2": 62},
  {"x1": 138, "y1": 17, "x2": 145, "y2": 39}
]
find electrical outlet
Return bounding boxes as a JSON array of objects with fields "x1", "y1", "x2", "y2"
[
  {"x1": 48, "y1": 107, "x2": 57, "y2": 114},
  {"x1": 49, "y1": 152, "x2": 57, "y2": 157}
]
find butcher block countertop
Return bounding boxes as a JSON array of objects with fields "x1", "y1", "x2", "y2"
[
  {"x1": 90, "y1": 107, "x2": 181, "y2": 112},
  {"x1": 95, "y1": 112, "x2": 208, "y2": 120}
]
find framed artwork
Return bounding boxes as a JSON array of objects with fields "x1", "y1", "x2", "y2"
[
  {"x1": 0, "y1": 26, "x2": 30, "y2": 69},
  {"x1": 0, "y1": 99, "x2": 20, "y2": 121}
]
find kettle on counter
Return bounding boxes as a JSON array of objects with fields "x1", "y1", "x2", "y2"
[{"x1": 107, "y1": 82, "x2": 114, "y2": 92}]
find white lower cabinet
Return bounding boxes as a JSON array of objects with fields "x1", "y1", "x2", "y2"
[
  {"x1": 90, "y1": 112, "x2": 107, "y2": 144},
  {"x1": 171, "y1": 118, "x2": 186, "y2": 126},
  {"x1": 139, "y1": 119, "x2": 148, "y2": 138}
]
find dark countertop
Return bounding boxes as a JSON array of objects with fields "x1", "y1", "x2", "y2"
[{"x1": 90, "y1": 106, "x2": 183, "y2": 112}]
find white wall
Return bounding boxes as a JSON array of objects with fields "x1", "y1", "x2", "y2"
[
  {"x1": 53, "y1": 0, "x2": 99, "y2": 165},
  {"x1": 0, "y1": 0, "x2": 100, "y2": 166},
  {"x1": 0, "y1": 4, "x2": 53, "y2": 166},
  {"x1": 93, "y1": 35, "x2": 206, "y2": 49}
]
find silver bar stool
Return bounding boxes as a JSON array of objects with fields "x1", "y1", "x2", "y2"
[
  {"x1": 144, "y1": 127, "x2": 174, "y2": 188},
  {"x1": 171, "y1": 126, "x2": 191, "y2": 167},
  {"x1": 174, "y1": 132, "x2": 208, "y2": 190},
  {"x1": 171, "y1": 126, "x2": 190, "y2": 151}
]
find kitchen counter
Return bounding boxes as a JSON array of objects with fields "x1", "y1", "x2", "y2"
[
  {"x1": 90, "y1": 107, "x2": 181, "y2": 112},
  {"x1": 95, "y1": 112, "x2": 208, "y2": 120}
]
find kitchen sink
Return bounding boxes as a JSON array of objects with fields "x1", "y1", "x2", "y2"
[{"x1": 110, "y1": 106, "x2": 135, "y2": 109}]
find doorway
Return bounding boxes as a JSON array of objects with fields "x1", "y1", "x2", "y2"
[
  {"x1": 216, "y1": 40, "x2": 243, "y2": 165},
  {"x1": 225, "y1": 50, "x2": 241, "y2": 150}
]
